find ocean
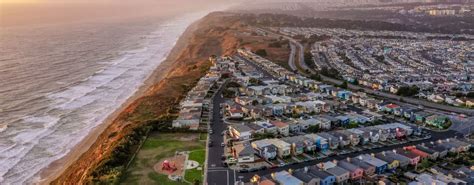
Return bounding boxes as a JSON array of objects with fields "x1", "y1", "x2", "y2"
[{"x1": 0, "y1": 5, "x2": 220, "y2": 184}]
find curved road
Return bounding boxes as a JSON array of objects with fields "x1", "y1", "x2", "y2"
[
  {"x1": 257, "y1": 27, "x2": 474, "y2": 116},
  {"x1": 288, "y1": 42, "x2": 297, "y2": 71}
]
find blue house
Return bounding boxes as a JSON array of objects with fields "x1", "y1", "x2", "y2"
[
  {"x1": 335, "y1": 115, "x2": 350, "y2": 126},
  {"x1": 359, "y1": 154, "x2": 388, "y2": 174},
  {"x1": 402, "y1": 108, "x2": 417, "y2": 120},
  {"x1": 309, "y1": 167, "x2": 336, "y2": 185},
  {"x1": 271, "y1": 104, "x2": 285, "y2": 116},
  {"x1": 337, "y1": 90, "x2": 352, "y2": 100},
  {"x1": 305, "y1": 134, "x2": 329, "y2": 152}
]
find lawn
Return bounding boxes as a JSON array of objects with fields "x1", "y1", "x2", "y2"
[
  {"x1": 199, "y1": 133, "x2": 208, "y2": 141},
  {"x1": 184, "y1": 149, "x2": 206, "y2": 184},
  {"x1": 121, "y1": 132, "x2": 205, "y2": 185}
]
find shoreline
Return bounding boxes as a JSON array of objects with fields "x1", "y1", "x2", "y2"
[{"x1": 37, "y1": 15, "x2": 204, "y2": 185}]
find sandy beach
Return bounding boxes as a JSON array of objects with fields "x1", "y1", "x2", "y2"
[{"x1": 38, "y1": 16, "x2": 203, "y2": 184}]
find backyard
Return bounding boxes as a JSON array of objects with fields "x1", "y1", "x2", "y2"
[{"x1": 121, "y1": 132, "x2": 206, "y2": 185}]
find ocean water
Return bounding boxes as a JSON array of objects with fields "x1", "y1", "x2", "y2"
[{"x1": 0, "y1": 10, "x2": 212, "y2": 184}]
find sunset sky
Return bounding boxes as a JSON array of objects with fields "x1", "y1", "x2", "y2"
[{"x1": 0, "y1": 0, "x2": 234, "y2": 27}]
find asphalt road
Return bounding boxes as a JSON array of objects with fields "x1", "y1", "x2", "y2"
[
  {"x1": 288, "y1": 42, "x2": 297, "y2": 71},
  {"x1": 206, "y1": 83, "x2": 236, "y2": 185}
]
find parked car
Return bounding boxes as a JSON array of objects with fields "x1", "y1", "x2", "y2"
[
  {"x1": 208, "y1": 141, "x2": 213, "y2": 147},
  {"x1": 221, "y1": 142, "x2": 225, "y2": 147}
]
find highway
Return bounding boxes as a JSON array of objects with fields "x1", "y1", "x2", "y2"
[{"x1": 288, "y1": 42, "x2": 297, "y2": 71}]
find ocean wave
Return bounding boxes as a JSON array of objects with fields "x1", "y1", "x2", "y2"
[{"x1": 0, "y1": 11, "x2": 215, "y2": 184}]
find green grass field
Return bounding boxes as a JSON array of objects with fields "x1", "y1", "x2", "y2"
[
  {"x1": 184, "y1": 149, "x2": 206, "y2": 183},
  {"x1": 121, "y1": 132, "x2": 205, "y2": 185}
]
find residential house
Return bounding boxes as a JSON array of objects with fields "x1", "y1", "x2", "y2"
[
  {"x1": 266, "y1": 139, "x2": 291, "y2": 158},
  {"x1": 385, "y1": 150, "x2": 411, "y2": 169},
  {"x1": 360, "y1": 127, "x2": 380, "y2": 143},
  {"x1": 326, "y1": 165, "x2": 350, "y2": 184},
  {"x1": 308, "y1": 167, "x2": 336, "y2": 185},
  {"x1": 339, "y1": 130, "x2": 360, "y2": 146},
  {"x1": 271, "y1": 171, "x2": 304, "y2": 185},
  {"x1": 337, "y1": 159, "x2": 364, "y2": 180},
  {"x1": 251, "y1": 139, "x2": 278, "y2": 160},
  {"x1": 359, "y1": 154, "x2": 388, "y2": 174},
  {"x1": 330, "y1": 131, "x2": 351, "y2": 148},
  {"x1": 395, "y1": 148, "x2": 421, "y2": 166},
  {"x1": 414, "y1": 111, "x2": 431, "y2": 124},
  {"x1": 404, "y1": 146, "x2": 430, "y2": 160},
  {"x1": 247, "y1": 123, "x2": 265, "y2": 135},
  {"x1": 233, "y1": 142, "x2": 255, "y2": 163},
  {"x1": 255, "y1": 121, "x2": 278, "y2": 135},
  {"x1": 425, "y1": 115, "x2": 448, "y2": 129},
  {"x1": 335, "y1": 115, "x2": 350, "y2": 126},
  {"x1": 286, "y1": 119, "x2": 302, "y2": 133},
  {"x1": 415, "y1": 144, "x2": 439, "y2": 160},
  {"x1": 316, "y1": 116, "x2": 332, "y2": 130},
  {"x1": 336, "y1": 90, "x2": 352, "y2": 100},
  {"x1": 349, "y1": 157, "x2": 376, "y2": 177},
  {"x1": 305, "y1": 134, "x2": 329, "y2": 152},
  {"x1": 271, "y1": 120, "x2": 290, "y2": 136},
  {"x1": 384, "y1": 103, "x2": 400, "y2": 114},
  {"x1": 229, "y1": 124, "x2": 254, "y2": 141},
  {"x1": 424, "y1": 142, "x2": 449, "y2": 158},
  {"x1": 375, "y1": 152, "x2": 400, "y2": 170},
  {"x1": 348, "y1": 129, "x2": 369, "y2": 145},
  {"x1": 282, "y1": 137, "x2": 306, "y2": 156},
  {"x1": 317, "y1": 132, "x2": 340, "y2": 150},
  {"x1": 449, "y1": 138, "x2": 471, "y2": 152},
  {"x1": 409, "y1": 173, "x2": 447, "y2": 185},
  {"x1": 292, "y1": 168, "x2": 321, "y2": 185},
  {"x1": 298, "y1": 118, "x2": 319, "y2": 131}
]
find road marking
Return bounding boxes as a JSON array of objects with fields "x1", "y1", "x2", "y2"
[{"x1": 233, "y1": 170, "x2": 236, "y2": 184}]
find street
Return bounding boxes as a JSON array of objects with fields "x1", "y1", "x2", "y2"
[{"x1": 206, "y1": 82, "x2": 236, "y2": 185}]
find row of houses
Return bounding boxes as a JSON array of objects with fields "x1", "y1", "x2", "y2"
[
  {"x1": 230, "y1": 123, "x2": 418, "y2": 162},
  {"x1": 244, "y1": 138, "x2": 472, "y2": 185},
  {"x1": 238, "y1": 49, "x2": 452, "y2": 129},
  {"x1": 172, "y1": 57, "x2": 223, "y2": 130},
  {"x1": 351, "y1": 92, "x2": 451, "y2": 129}
]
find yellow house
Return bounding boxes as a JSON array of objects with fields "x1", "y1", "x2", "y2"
[{"x1": 376, "y1": 152, "x2": 400, "y2": 170}]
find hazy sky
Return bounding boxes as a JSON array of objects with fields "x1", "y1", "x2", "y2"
[{"x1": 0, "y1": 0, "x2": 235, "y2": 27}]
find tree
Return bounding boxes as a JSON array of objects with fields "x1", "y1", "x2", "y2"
[
  {"x1": 352, "y1": 79, "x2": 359, "y2": 85},
  {"x1": 255, "y1": 49, "x2": 267, "y2": 57},
  {"x1": 253, "y1": 133, "x2": 275, "y2": 140},
  {"x1": 249, "y1": 78, "x2": 262, "y2": 85},
  {"x1": 467, "y1": 92, "x2": 474, "y2": 98},
  {"x1": 396, "y1": 85, "x2": 420, "y2": 97},
  {"x1": 339, "y1": 81, "x2": 348, "y2": 89},
  {"x1": 307, "y1": 125, "x2": 320, "y2": 133},
  {"x1": 252, "y1": 100, "x2": 259, "y2": 106},
  {"x1": 227, "y1": 81, "x2": 241, "y2": 88},
  {"x1": 310, "y1": 74, "x2": 322, "y2": 81}
]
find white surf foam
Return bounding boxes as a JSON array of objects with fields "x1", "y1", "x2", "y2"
[{"x1": 0, "y1": 11, "x2": 214, "y2": 184}]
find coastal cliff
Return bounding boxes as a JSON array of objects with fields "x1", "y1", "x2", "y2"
[
  {"x1": 51, "y1": 12, "x2": 290, "y2": 184},
  {"x1": 51, "y1": 12, "x2": 241, "y2": 184}
]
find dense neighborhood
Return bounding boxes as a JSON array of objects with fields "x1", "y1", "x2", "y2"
[
  {"x1": 270, "y1": 27, "x2": 474, "y2": 109},
  {"x1": 170, "y1": 48, "x2": 473, "y2": 185}
]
